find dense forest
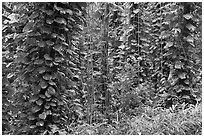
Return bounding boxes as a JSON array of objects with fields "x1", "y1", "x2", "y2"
[{"x1": 2, "y1": 2, "x2": 202, "y2": 135}]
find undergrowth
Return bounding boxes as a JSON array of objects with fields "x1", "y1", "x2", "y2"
[{"x1": 69, "y1": 103, "x2": 202, "y2": 135}]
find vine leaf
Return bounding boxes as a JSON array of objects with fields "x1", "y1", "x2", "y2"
[
  {"x1": 46, "y1": 18, "x2": 53, "y2": 24},
  {"x1": 184, "y1": 79, "x2": 190, "y2": 85},
  {"x1": 34, "y1": 85, "x2": 41, "y2": 94},
  {"x1": 49, "y1": 81, "x2": 56, "y2": 86},
  {"x1": 164, "y1": 42, "x2": 173, "y2": 49},
  {"x1": 29, "y1": 95, "x2": 39, "y2": 103},
  {"x1": 50, "y1": 102, "x2": 56, "y2": 107},
  {"x1": 183, "y1": 13, "x2": 193, "y2": 20},
  {"x1": 158, "y1": 92, "x2": 169, "y2": 98},
  {"x1": 41, "y1": 27, "x2": 51, "y2": 34},
  {"x1": 36, "y1": 121, "x2": 44, "y2": 126},
  {"x1": 36, "y1": 99, "x2": 43, "y2": 105},
  {"x1": 186, "y1": 36, "x2": 194, "y2": 44},
  {"x1": 45, "y1": 91, "x2": 51, "y2": 98},
  {"x1": 30, "y1": 125, "x2": 37, "y2": 129},
  {"x1": 55, "y1": 57, "x2": 64, "y2": 63},
  {"x1": 38, "y1": 67, "x2": 46, "y2": 74},
  {"x1": 65, "y1": 9, "x2": 73, "y2": 15},
  {"x1": 178, "y1": 72, "x2": 187, "y2": 79},
  {"x1": 39, "y1": 94, "x2": 46, "y2": 99},
  {"x1": 46, "y1": 40, "x2": 55, "y2": 46},
  {"x1": 32, "y1": 105, "x2": 41, "y2": 113},
  {"x1": 45, "y1": 104, "x2": 50, "y2": 109},
  {"x1": 29, "y1": 12, "x2": 39, "y2": 20},
  {"x1": 28, "y1": 115, "x2": 36, "y2": 120},
  {"x1": 46, "y1": 110, "x2": 52, "y2": 115},
  {"x1": 43, "y1": 74, "x2": 52, "y2": 80},
  {"x1": 23, "y1": 20, "x2": 35, "y2": 32},
  {"x1": 45, "y1": 60, "x2": 53, "y2": 67},
  {"x1": 182, "y1": 95, "x2": 191, "y2": 99},
  {"x1": 133, "y1": 9, "x2": 140, "y2": 14},
  {"x1": 54, "y1": 17, "x2": 67, "y2": 25},
  {"x1": 39, "y1": 80, "x2": 48, "y2": 89},
  {"x1": 38, "y1": 41, "x2": 46, "y2": 47},
  {"x1": 7, "y1": 73, "x2": 14, "y2": 79},
  {"x1": 39, "y1": 112, "x2": 47, "y2": 119},
  {"x1": 175, "y1": 61, "x2": 183, "y2": 69},
  {"x1": 186, "y1": 23, "x2": 196, "y2": 31},
  {"x1": 34, "y1": 59, "x2": 44, "y2": 65},
  {"x1": 47, "y1": 86, "x2": 56, "y2": 95},
  {"x1": 53, "y1": 44, "x2": 62, "y2": 52},
  {"x1": 44, "y1": 54, "x2": 52, "y2": 61},
  {"x1": 46, "y1": 10, "x2": 54, "y2": 16}
]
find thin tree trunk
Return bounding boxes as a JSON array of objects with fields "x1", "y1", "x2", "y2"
[
  {"x1": 87, "y1": 4, "x2": 94, "y2": 124},
  {"x1": 101, "y1": 3, "x2": 110, "y2": 121}
]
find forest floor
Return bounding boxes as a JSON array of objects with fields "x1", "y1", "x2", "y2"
[{"x1": 55, "y1": 103, "x2": 202, "y2": 135}]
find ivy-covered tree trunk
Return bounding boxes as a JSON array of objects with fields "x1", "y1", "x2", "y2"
[{"x1": 2, "y1": 2, "x2": 87, "y2": 134}]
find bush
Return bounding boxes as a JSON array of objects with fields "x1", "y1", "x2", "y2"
[{"x1": 72, "y1": 103, "x2": 202, "y2": 135}]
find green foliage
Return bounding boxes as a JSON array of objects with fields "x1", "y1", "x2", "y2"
[
  {"x1": 2, "y1": 2, "x2": 87, "y2": 134},
  {"x1": 2, "y1": 2, "x2": 202, "y2": 135},
  {"x1": 72, "y1": 104, "x2": 202, "y2": 135}
]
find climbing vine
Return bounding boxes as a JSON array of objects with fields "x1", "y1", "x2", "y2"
[{"x1": 2, "y1": 2, "x2": 202, "y2": 135}]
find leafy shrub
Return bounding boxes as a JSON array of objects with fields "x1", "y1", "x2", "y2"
[
  {"x1": 71, "y1": 103, "x2": 201, "y2": 135},
  {"x1": 123, "y1": 103, "x2": 202, "y2": 135}
]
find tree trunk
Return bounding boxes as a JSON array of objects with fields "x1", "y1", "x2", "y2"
[{"x1": 101, "y1": 3, "x2": 110, "y2": 121}]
